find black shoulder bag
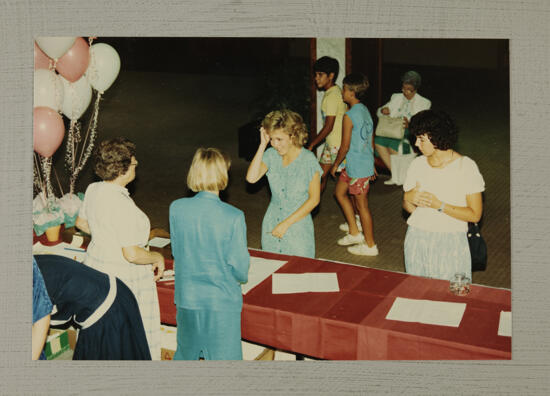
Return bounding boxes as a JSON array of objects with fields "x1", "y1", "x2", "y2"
[{"x1": 468, "y1": 222, "x2": 487, "y2": 272}]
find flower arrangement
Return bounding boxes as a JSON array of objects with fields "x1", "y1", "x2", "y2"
[{"x1": 33, "y1": 37, "x2": 120, "y2": 238}]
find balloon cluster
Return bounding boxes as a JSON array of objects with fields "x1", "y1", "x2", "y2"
[{"x1": 33, "y1": 36, "x2": 121, "y2": 200}]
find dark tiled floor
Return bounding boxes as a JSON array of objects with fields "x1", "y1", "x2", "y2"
[{"x1": 64, "y1": 68, "x2": 510, "y2": 289}]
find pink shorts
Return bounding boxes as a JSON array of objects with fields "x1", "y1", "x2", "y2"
[{"x1": 339, "y1": 169, "x2": 373, "y2": 195}]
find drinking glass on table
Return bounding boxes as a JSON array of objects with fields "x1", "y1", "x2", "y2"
[{"x1": 450, "y1": 272, "x2": 471, "y2": 296}]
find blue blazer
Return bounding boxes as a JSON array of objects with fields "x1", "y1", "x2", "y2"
[{"x1": 169, "y1": 191, "x2": 250, "y2": 312}]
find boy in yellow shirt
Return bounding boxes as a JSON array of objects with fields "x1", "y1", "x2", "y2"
[{"x1": 308, "y1": 56, "x2": 348, "y2": 193}]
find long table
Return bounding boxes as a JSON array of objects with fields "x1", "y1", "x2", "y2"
[{"x1": 156, "y1": 248, "x2": 511, "y2": 360}]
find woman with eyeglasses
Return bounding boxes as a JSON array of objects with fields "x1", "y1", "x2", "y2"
[
  {"x1": 76, "y1": 137, "x2": 164, "y2": 360},
  {"x1": 375, "y1": 71, "x2": 432, "y2": 185}
]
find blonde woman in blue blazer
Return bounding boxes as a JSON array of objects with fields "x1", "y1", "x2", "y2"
[{"x1": 169, "y1": 148, "x2": 250, "y2": 360}]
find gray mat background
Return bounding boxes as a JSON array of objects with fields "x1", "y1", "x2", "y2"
[{"x1": 1, "y1": 0, "x2": 548, "y2": 394}]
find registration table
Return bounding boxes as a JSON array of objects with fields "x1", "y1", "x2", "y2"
[{"x1": 156, "y1": 248, "x2": 511, "y2": 360}]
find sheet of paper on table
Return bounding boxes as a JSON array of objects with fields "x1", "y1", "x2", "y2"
[
  {"x1": 148, "y1": 237, "x2": 171, "y2": 248},
  {"x1": 33, "y1": 241, "x2": 87, "y2": 263},
  {"x1": 498, "y1": 311, "x2": 511, "y2": 337},
  {"x1": 385, "y1": 297, "x2": 467, "y2": 327},
  {"x1": 241, "y1": 256, "x2": 288, "y2": 295},
  {"x1": 70, "y1": 235, "x2": 84, "y2": 248},
  {"x1": 272, "y1": 273, "x2": 340, "y2": 294}
]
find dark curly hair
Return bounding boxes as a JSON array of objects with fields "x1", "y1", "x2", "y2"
[
  {"x1": 409, "y1": 110, "x2": 458, "y2": 150},
  {"x1": 93, "y1": 137, "x2": 136, "y2": 181}
]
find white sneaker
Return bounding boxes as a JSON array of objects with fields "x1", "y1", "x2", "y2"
[
  {"x1": 338, "y1": 215, "x2": 363, "y2": 232},
  {"x1": 337, "y1": 232, "x2": 365, "y2": 246},
  {"x1": 347, "y1": 243, "x2": 379, "y2": 256}
]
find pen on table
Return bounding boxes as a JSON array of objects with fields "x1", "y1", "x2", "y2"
[{"x1": 63, "y1": 247, "x2": 86, "y2": 252}]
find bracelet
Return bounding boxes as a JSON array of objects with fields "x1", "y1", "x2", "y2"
[{"x1": 438, "y1": 202, "x2": 446, "y2": 213}]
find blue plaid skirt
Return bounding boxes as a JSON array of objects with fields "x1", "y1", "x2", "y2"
[{"x1": 404, "y1": 226, "x2": 471, "y2": 281}]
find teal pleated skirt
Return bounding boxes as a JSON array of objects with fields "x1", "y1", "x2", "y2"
[
  {"x1": 173, "y1": 307, "x2": 242, "y2": 360},
  {"x1": 404, "y1": 225, "x2": 471, "y2": 281},
  {"x1": 374, "y1": 128, "x2": 412, "y2": 154}
]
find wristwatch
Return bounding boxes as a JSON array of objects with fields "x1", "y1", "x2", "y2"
[{"x1": 438, "y1": 202, "x2": 446, "y2": 213}]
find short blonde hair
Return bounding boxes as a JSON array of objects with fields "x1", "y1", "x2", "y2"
[
  {"x1": 187, "y1": 147, "x2": 231, "y2": 192},
  {"x1": 261, "y1": 109, "x2": 308, "y2": 147}
]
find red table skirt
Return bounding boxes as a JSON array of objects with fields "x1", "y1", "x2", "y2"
[{"x1": 157, "y1": 249, "x2": 511, "y2": 360}]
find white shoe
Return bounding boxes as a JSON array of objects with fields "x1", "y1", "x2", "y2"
[
  {"x1": 347, "y1": 243, "x2": 379, "y2": 256},
  {"x1": 338, "y1": 215, "x2": 362, "y2": 232},
  {"x1": 384, "y1": 179, "x2": 397, "y2": 185},
  {"x1": 337, "y1": 232, "x2": 365, "y2": 246}
]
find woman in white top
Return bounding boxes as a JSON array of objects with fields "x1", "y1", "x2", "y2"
[
  {"x1": 76, "y1": 137, "x2": 164, "y2": 360},
  {"x1": 402, "y1": 110, "x2": 485, "y2": 280},
  {"x1": 375, "y1": 71, "x2": 431, "y2": 185}
]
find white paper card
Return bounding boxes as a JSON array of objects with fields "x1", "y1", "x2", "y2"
[
  {"x1": 272, "y1": 273, "x2": 339, "y2": 294},
  {"x1": 70, "y1": 235, "x2": 84, "y2": 248},
  {"x1": 148, "y1": 237, "x2": 171, "y2": 248},
  {"x1": 386, "y1": 297, "x2": 467, "y2": 327},
  {"x1": 498, "y1": 311, "x2": 512, "y2": 337},
  {"x1": 241, "y1": 256, "x2": 287, "y2": 295}
]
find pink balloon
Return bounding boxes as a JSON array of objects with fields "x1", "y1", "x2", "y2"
[
  {"x1": 34, "y1": 42, "x2": 52, "y2": 70},
  {"x1": 33, "y1": 107, "x2": 65, "y2": 157},
  {"x1": 55, "y1": 37, "x2": 90, "y2": 83}
]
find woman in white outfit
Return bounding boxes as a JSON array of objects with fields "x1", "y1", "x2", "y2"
[
  {"x1": 76, "y1": 137, "x2": 165, "y2": 360},
  {"x1": 375, "y1": 71, "x2": 431, "y2": 185},
  {"x1": 402, "y1": 110, "x2": 484, "y2": 281}
]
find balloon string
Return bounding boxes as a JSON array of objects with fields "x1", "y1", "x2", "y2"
[
  {"x1": 52, "y1": 165, "x2": 64, "y2": 196},
  {"x1": 33, "y1": 152, "x2": 46, "y2": 205},
  {"x1": 73, "y1": 91, "x2": 101, "y2": 190},
  {"x1": 40, "y1": 156, "x2": 54, "y2": 210}
]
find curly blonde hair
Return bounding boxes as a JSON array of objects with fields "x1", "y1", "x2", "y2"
[{"x1": 261, "y1": 109, "x2": 308, "y2": 147}]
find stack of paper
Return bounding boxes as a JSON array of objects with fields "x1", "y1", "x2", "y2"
[
  {"x1": 271, "y1": 273, "x2": 340, "y2": 294},
  {"x1": 148, "y1": 237, "x2": 171, "y2": 248},
  {"x1": 385, "y1": 297, "x2": 467, "y2": 327}
]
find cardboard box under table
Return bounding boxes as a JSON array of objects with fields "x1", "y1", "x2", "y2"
[{"x1": 156, "y1": 249, "x2": 511, "y2": 360}]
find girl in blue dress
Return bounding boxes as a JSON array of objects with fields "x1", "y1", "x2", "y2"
[{"x1": 246, "y1": 110, "x2": 322, "y2": 258}]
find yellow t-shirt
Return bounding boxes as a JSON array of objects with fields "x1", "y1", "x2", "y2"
[{"x1": 321, "y1": 85, "x2": 347, "y2": 148}]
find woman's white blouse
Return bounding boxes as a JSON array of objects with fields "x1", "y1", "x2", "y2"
[
  {"x1": 79, "y1": 181, "x2": 150, "y2": 282},
  {"x1": 403, "y1": 156, "x2": 485, "y2": 232}
]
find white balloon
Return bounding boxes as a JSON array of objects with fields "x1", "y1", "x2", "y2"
[
  {"x1": 85, "y1": 43, "x2": 121, "y2": 93},
  {"x1": 35, "y1": 37, "x2": 77, "y2": 60},
  {"x1": 60, "y1": 74, "x2": 93, "y2": 120},
  {"x1": 34, "y1": 69, "x2": 64, "y2": 111}
]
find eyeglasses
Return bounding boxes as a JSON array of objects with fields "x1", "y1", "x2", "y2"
[{"x1": 130, "y1": 160, "x2": 138, "y2": 167}]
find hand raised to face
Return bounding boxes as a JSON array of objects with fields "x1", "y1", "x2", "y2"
[{"x1": 260, "y1": 127, "x2": 271, "y2": 147}]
